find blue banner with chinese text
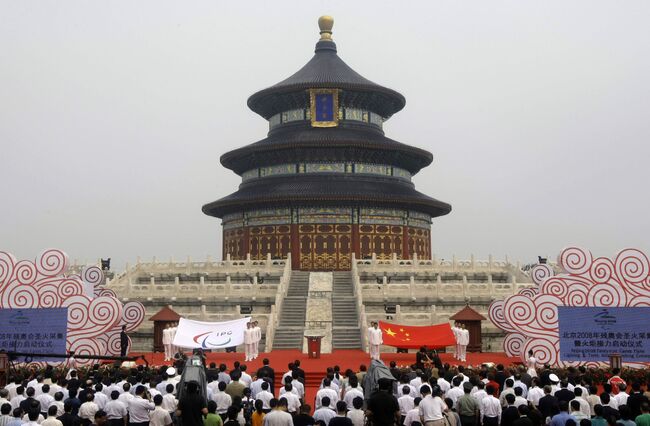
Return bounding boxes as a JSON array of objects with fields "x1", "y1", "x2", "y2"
[
  {"x1": 0, "y1": 308, "x2": 68, "y2": 361},
  {"x1": 558, "y1": 306, "x2": 650, "y2": 362}
]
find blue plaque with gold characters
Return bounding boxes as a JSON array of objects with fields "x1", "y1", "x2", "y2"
[{"x1": 310, "y1": 88, "x2": 339, "y2": 127}]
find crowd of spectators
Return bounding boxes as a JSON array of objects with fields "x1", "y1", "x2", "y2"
[{"x1": 2, "y1": 359, "x2": 650, "y2": 426}]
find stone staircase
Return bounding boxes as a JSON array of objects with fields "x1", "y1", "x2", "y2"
[
  {"x1": 272, "y1": 271, "x2": 309, "y2": 349},
  {"x1": 332, "y1": 271, "x2": 362, "y2": 349}
]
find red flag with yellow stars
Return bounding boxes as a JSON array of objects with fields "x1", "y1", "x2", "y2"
[{"x1": 378, "y1": 321, "x2": 456, "y2": 349}]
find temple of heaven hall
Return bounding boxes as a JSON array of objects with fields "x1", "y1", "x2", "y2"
[{"x1": 203, "y1": 16, "x2": 451, "y2": 271}]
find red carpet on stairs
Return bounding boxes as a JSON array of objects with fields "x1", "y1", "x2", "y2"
[{"x1": 131, "y1": 350, "x2": 519, "y2": 409}]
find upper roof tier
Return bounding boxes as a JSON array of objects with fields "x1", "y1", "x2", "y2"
[{"x1": 247, "y1": 16, "x2": 406, "y2": 120}]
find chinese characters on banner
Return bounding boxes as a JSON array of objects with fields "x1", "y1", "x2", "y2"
[
  {"x1": 558, "y1": 307, "x2": 650, "y2": 362},
  {"x1": 0, "y1": 308, "x2": 68, "y2": 361}
]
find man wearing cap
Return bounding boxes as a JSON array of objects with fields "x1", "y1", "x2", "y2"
[
  {"x1": 548, "y1": 374, "x2": 561, "y2": 395},
  {"x1": 419, "y1": 384, "x2": 448, "y2": 426}
]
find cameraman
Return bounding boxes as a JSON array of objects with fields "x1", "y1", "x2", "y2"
[{"x1": 129, "y1": 386, "x2": 155, "y2": 426}]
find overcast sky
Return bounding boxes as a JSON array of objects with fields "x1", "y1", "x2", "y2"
[{"x1": 2, "y1": 1, "x2": 649, "y2": 271}]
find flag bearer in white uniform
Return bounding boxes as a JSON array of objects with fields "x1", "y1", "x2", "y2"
[
  {"x1": 367, "y1": 321, "x2": 383, "y2": 361},
  {"x1": 162, "y1": 324, "x2": 172, "y2": 361},
  {"x1": 244, "y1": 321, "x2": 254, "y2": 361},
  {"x1": 252, "y1": 320, "x2": 261, "y2": 360},
  {"x1": 458, "y1": 323, "x2": 469, "y2": 362}
]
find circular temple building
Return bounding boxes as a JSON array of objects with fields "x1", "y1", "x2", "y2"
[{"x1": 203, "y1": 16, "x2": 451, "y2": 271}]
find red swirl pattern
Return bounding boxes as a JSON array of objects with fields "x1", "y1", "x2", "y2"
[
  {"x1": 0, "y1": 251, "x2": 16, "y2": 287},
  {"x1": 503, "y1": 333, "x2": 527, "y2": 359},
  {"x1": 82, "y1": 266, "x2": 103, "y2": 286},
  {"x1": 122, "y1": 302, "x2": 145, "y2": 332},
  {"x1": 531, "y1": 264, "x2": 554, "y2": 285},
  {"x1": 489, "y1": 247, "x2": 650, "y2": 367},
  {"x1": 37, "y1": 249, "x2": 67, "y2": 276},
  {"x1": 488, "y1": 301, "x2": 517, "y2": 333},
  {"x1": 559, "y1": 247, "x2": 592, "y2": 275},
  {"x1": 590, "y1": 258, "x2": 614, "y2": 284},
  {"x1": 0, "y1": 249, "x2": 145, "y2": 364}
]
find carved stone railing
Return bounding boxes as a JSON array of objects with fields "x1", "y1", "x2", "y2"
[
  {"x1": 355, "y1": 253, "x2": 528, "y2": 280},
  {"x1": 107, "y1": 254, "x2": 289, "y2": 300},
  {"x1": 351, "y1": 254, "x2": 368, "y2": 352},
  {"x1": 265, "y1": 254, "x2": 291, "y2": 352}
]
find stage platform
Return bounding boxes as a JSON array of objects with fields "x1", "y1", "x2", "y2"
[{"x1": 131, "y1": 350, "x2": 519, "y2": 408}]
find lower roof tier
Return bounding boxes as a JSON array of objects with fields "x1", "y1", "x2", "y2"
[
  {"x1": 202, "y1": 174, "x2": 451, "y2": 218},
  {"x1": 220, "y1": 124, "x2": 434, "y2": 175}
]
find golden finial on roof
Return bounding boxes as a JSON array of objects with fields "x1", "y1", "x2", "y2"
[{"x1": 318, "y1": 15, "x2": 334, "y2": 41}]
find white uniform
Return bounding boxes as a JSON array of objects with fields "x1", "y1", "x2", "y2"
[
  {"x1": 162, "y1": 328, "x2": 172, "y2": 361},
  {"x1": 527, "y1": 356, "x2": 538, "y2": 377},
  {"x1": 252, "y1": 325, "x2": 261, "y2": 359},
  {"x1": 451, "y1": 326, "x2": 460, "y2": 359},
  {"x1": 170, "y1": 327, "x2": 178, "y2": 355},
  {"x1": 244, "y1": 326, "x2": 254, "y2": 361},
  {"x1": 367, "y1": 326, "x2": 383, "y2": 360},
  {"x1": 458, "y1": 328, "x2": 469, "y2": 362}
]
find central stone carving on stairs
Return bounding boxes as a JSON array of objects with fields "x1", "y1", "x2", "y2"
[{"x1": 272, "y1": 270, "x2": 363, "y2": 351}]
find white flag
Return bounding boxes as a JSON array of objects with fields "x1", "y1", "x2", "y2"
[{"x1": 172, "y1": 317, "x2": 251, "y2": 349}]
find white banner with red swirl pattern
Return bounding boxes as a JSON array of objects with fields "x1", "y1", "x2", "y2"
[
  {"x1": 0, "y1": 249, "x2": 145, "y2": 365},
  {"x1": 488, "y1": 247, "x2": 650, "y2": 367}
]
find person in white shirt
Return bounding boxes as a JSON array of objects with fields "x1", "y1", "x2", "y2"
[
  {"x1": 161, "y1": 386, "x2": 177, "y2": 415},
  {"x1": 78, "y1": 392, "x2": 99, "y2": 424},
  {"x1": 479, "y1": 385, "x2": 501, "y2": 426},
  {"x1": 149, "y1": 395, "x2": 173, "y2": 426},
  {"x1": 212, "y1": 382, "x2": 232, "y2": 417},
  {"x1": 257, "y1": 382, "x2": 274, "y2": 411},
  {"x1": 367, "y1": 322, "x2": 383, "y2": 361},
  {"x1": 571, "y1": 388, "x2": 591, "y2": 418},
  {"x1": 117, "y1": 384, "x2": 134, "y2": 407},
  {"x1": 404, "y1": 397, "x2": 422, "y2": 426},
  {"x1": 10, "y1": 386, "x2": 26, "y2": 410},
  {"x1": 35, "y1": 385, "x2": 54, "y2": 415},
  {"x1": 105, "y1": 391, "x2": 128, "y2": 425},
  {"x1": 343, "y1": 381, "x2": 364, "y2": 409},
  {"x1": 513, "y1": 388, "x2": 528, "y2": 408},
  {"x1": 281, "y1": 385, "x2": 301, "y2": 414},
  {"x1": 21, "y1": 410, "x2": 41, "y2": 426},
  {"x1": 239, "y1": 365, "x2": 253, "y2": 388},
  {"x1": 452, "y1": 323, "x2": 460, "y2": 360},
  {"x1": 437, "y1": 377, "x2": 451, "y2": 396},
  {"x1": 458, "y1": 324, "x2": 469, "y2": 362},
  {"x1": 289, "y1": 374, "x2": 304, "y2": 400},
  {"x1": 129, "y1": 386, "x2": 155, "y2": 425},
  {"x1": 398, "y1": 386, "x2": 415, "y2": 420},
  {"x1": 252, "y1": 321, "x2": 261, "y2": 361},
  {"x1": 93, "y1": 385, "x2": 109, "y2": 411},
  {"x1": 50, "y1": 392, "x2": 65, "y2": 417},
  {"x1": 419, "y1": 385, "x2": 448, "y2": 425},
  {"x1": 251, "y1": 376, "x2": 267, "y2": 399},
  {"x1": 162, "y1": 325, "x2": 172, "y2": 361},
  {"x1": 348, "y1": 396, "x2": 366, "y2": 426},
  {"x1": 244, "y1": 322, "x2": 254, "y2": 362},
  {"x1": 447, "y1": 378, "x2": 465, "y2": 407},
  {"x1": 527, "y1": 379, "x2": 545, "y2": 407},
  {"x1": 313, "y1": 397, "x2": 336, "y2": 426},
  {"x1": 315, "y1": 379, "x2": 338, "y2": 410},
  {"x1": 42, "y1": 405, "x2": 63, "y2": 426},
  {"x1": 472, "y1": 382, "x2": 488, "y2": 405},
  {"x1": 263, "y1": 398, "x2": 293, "y2": 426},
  {"x1": 614, "y1": 383, "x2": 629, "y2": 407},
  {"x1": 4, "y1": 383, "x2": 18, "y2": 400}
]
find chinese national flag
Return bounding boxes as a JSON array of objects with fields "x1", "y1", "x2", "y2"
[{"x1": 378, "y1": 321, "x2": 456, "y2": 349}]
